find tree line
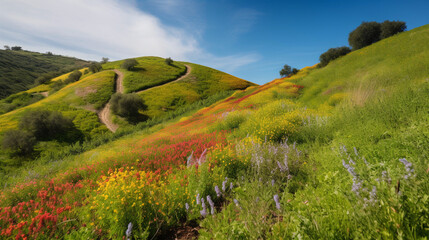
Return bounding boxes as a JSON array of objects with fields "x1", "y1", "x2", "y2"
[{"x1": 279, "y1": 20, "x2": 407, "y2": 76}]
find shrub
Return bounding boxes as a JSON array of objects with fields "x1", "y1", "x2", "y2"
[
  {"x1": 213, "y1": 111, "x2": 249, "y2": 131},
  {"x1": 279, "y1": 65, "x2": 292, "y2": 77},
  {"x1": 89, "y1": 62, "x2": 102, "y2": 73},
  {"x1": 121, "y1": 59, "x2": 138, "y2": 70},
  {"x1": 319, "y1": 46, "x2": 351, "y2": 67},
  {"x1": 380, "y1": 20, "x2": 406, "y2": 39},
  {"x1": 64, "y1": 70, "x2": 82, "y2": 84},
  {"x1": 348, "y1": 21, "x2": 381, "y2": 50},
  {"x1": 2, "y1": 129, "x2": 36, "y2": 156},
  {"x1": 348, "y1": 20, "x2": 406, "y2": 50},
  {"x1": 101, "y1": 57, "x2": 109, "y2": 64},
  {"x1": 165, "y1": 57, "x2": 173, "y2": 66},
  {"x1": 18, "y1": 110, "x2": 76, "y2": 141},
  {"x1": 11, "y1": 46, "x2": 22, "y2": 51},
  {"x1": 110, "y1": 93, "x2": 147, "y2": 118}
]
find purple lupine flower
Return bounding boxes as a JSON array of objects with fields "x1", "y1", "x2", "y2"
[
  {"x1": 196, "y1": 193, "x2": 200, "y2": 205},
  {"x1": 185, "y1": 203, "x2": 190, "y2": 211},
  {"x1": 351, "y1": 179, "x2": 362, "y2": 196},
  {"x1": 207, "y1": 195, "x2": 215, "y2": 215},
  {"x1": 125, "y1": 222, "x2": 133, "y2": 240},
  {"x1": 277, "y1": 161, "x2": 286, "y2": 172},
  {"x1": 399, "y1": 158, "x2": 414, "y2": 179},
  {"x1": 222, "y1": 179, "x2": 227, "y2": 192},
  {"x1": 342, "y1": 160, "x2": 357, "y2": 177},
  {"x1": 273, "y1": 194, "x2": 281, "y2": 210},
  {"x1": 200, "y1": 198, "x2": 207, "y2": 217},
  {"x1": 200, "y1": 208, "x2": 207, "y2": 218},
  {"x1": 215, "y1": 185, "x2": 222, "y2": 197},
  {"x1": 255, "y1": 197, "x2": 259, "y2": 203},
  {"x1": 230, "y1": 182, "x2": 234, "y2": 190},
  {"x1": 271, "y1": 179, "x2": 275, "y2": 186}
]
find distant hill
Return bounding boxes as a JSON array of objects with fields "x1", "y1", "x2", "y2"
[{"x1": 0, "y1": 49, "x2": 89, "y2": 98}]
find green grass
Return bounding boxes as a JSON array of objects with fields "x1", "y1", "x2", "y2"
[
  {"x1": 0, "y1": 71, "x2": 115, "y2": 138},
  {"x1": 0, "y1": 49, "x2": 88, "y2": 99},
  {"x1": 103, "y1": 56, "x2": 187, "y2": 93},
  {"x1": 138, "y1": 62, "x2": 256, "y2": 118},
  {"x1": 294, "y1": 25, "x2": 429, "y2": 108}
]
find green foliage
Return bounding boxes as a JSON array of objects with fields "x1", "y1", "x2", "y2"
[
  {"x1": 0, "y1": 92, "x2": 44, "y2": 114},
  {"x1": 319, "y1": 46, "x2": 351, "y2": 67},
  {"x1": 0, "y1": 49, "x2": 88, "y2": 99},
  {"x1": 64, "y1": 70, "x2": 82, "y2": 84},
  {"x1": 279, "y1": 64, "x2": 292, "y2": 77},
  {"x1": 165, "y1": 57, "x2": 173, "y2": 66},
  {"x1": 18, "y1": 110, "x2": 79, "y2": 141},
  {"x1": 299, "y1": 24, "x2": 429, "y2": 107},
  {"x1": 348, "y1": 20, "x2": 407, "y2": 50},
  {"x1": 349, "y1": 21, "x2": 381, "y2": 50},
  {"x1": 11, "y1": 46, "x2": 22, "y2": 51},
  {"x1": 88, "y1": 62, "x2": 102, "y2": 73},
  {"x1": 380, "y1": 20, "x2": 407, "y2": 39},
  {"x1": 110, "y1": 93, "x2": 147, "y2": 118},
  {"x1": 212, "y1": 110, "x2": 249, "y2": 131},
  {"x1": 121, "y1": 58, "x2": 138, "y2": 70},
  {"x1": 101, "y1": 57, "x2": 109, "y2": 64},
  {"x1": 2, "y1": 129, "x2": 36, "y2": 156}
]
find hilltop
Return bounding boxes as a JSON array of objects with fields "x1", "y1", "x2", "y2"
[
  {"x1": 0, "y1": 49, "x2": 89, "y2": 99},
  {"x1": 0, "y1": 25, "x2": 428, "y2": 239}
]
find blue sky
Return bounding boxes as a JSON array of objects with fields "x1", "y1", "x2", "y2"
[{"x1": 1, "y1": 0, "x2": 428, "y2": 84}]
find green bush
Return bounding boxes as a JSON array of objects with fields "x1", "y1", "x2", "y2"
[
  {"x1": 18, "y1": 110, "x2": 78, "y2": 141},
  {"x1": 213, "y1": 111, "x2": 249, "y2": 131},
  {"x1": 380, "y1": 20, "x2": 407, "y2": 39},
  {"x1": 64, "y1": 70, "x2": 82, "y2": 84},
  {"x1": 349, "y1": 20, "x2": 406, "y2": 50},
  {"x1": 89, "y1": 62, "x2": 102, "y2": 73},
  {"x1": 2, "y1": 129, "x2": 36, "y2": 156},
  {"x1": 110, "y1": 93, "x2": 147, "y2": 118},
  {"x1": 121, "y1": 59, "x2": 138, "y2": 70},
  {"x1": 165, "y1": 57, "x2": 173, "y2": 66},
  {"x1": 319, "y1": 46, "x2": 351, "y2": 67},
  {"x1": 349, "y1": 21, "x2": 381, "y2": 50}
]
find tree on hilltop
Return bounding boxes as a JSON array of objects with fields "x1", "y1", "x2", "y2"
[
  {"x1": 165, "y1": 57, "x2": 174, "y2": 66},
  {"x1": 280, "y1": 65, "x2": 299, "y2": 77},
  {"x1": 121, "y1": 59, "x2": 138, "y2": 70}
]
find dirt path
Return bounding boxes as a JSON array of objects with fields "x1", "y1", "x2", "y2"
[
  {"x1": 98, "y1": 64, "x2": 192, "y2": 132},
  {"x1": 136, "y1": 64, "x2": 192, "y2": 94},
  {"x1": 97, "y1": 70, "x2": 123, "y2": 132},
  {"x1": 113, "y1": 69, "x2": 124, "y2": 94}
]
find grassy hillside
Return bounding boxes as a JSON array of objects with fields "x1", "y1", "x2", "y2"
[
  {"x1": 0, "y1": 71, "x2": 115, "y2": 137},
  {"x1": 103, "y1": 56, "x2": 187, "y2": 93},
  {"x1": 0, "y1": 49, "x2": 88, "y2": 99},
  {"x1": 138, "y1": 62, "x2": 256, "y2": 118},
  {"x1": 0, "y1": 25, "x2": 428, "y2": 239}
]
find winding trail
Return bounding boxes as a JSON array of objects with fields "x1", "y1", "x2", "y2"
[
  {"x1": 98, "y1": 65, "x2": 191, "y2": 132},
  {"x1": 97, "y1": 70, "x2": 124, "y2": 132},
  {"x1": 136, "y1": 64, "x2": 191, "y2": 94}
]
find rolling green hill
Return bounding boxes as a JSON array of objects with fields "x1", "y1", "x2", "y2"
[
  {"x1": 0, "y1": 25, "x2": 427, "y2": 240},
  {"x1": 0, "y1": 49, "x2": 89, "y2": 99}
]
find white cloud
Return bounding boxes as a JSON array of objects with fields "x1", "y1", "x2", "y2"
[{"x1": 0, "y1": 0, "x2": 258, "y2": 73}]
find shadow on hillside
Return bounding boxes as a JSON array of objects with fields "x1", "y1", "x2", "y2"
[{"x1": 126, "y1": 113, "x2": 149, "y2": 124}]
